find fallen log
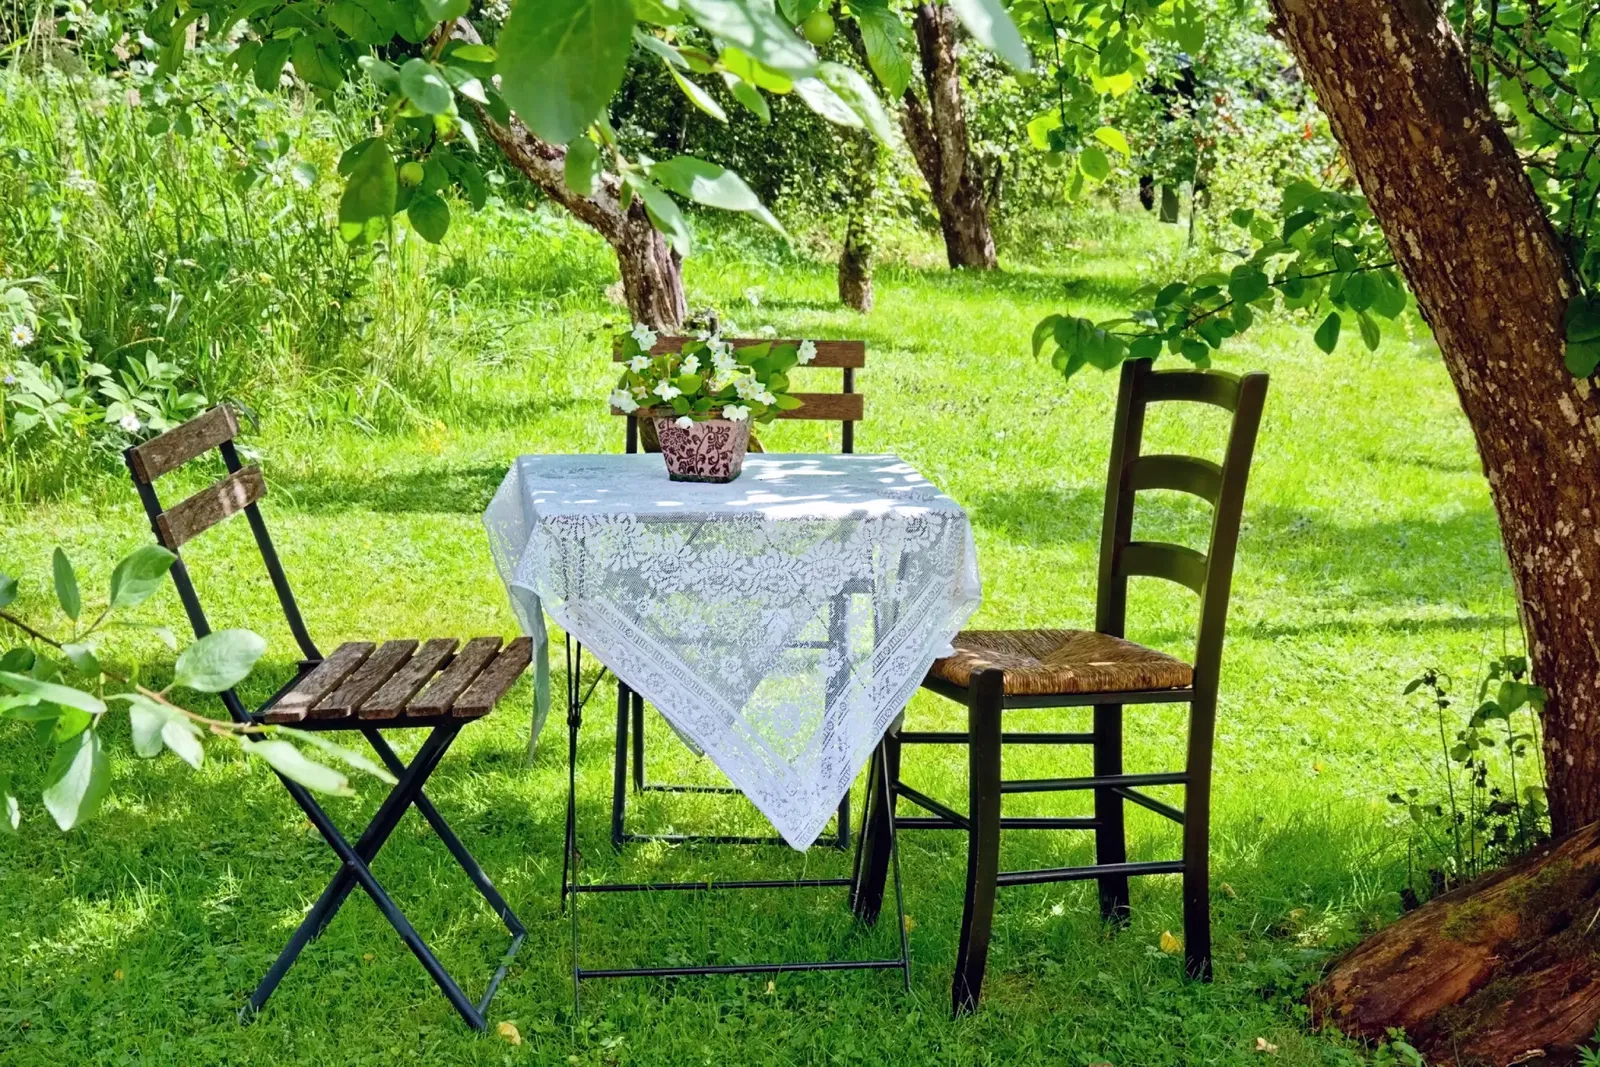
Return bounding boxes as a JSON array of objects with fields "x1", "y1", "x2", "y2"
[{"x1": 1308, "y1": 821, "x2": 1600, "y2": 1065}]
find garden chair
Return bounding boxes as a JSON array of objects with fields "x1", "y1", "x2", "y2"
[
  {"x1": 124, "y1": 405, "x2": 531, "y2": 1031},
  {"x1": 850, "y1": 356, "x2": 1269, "y2": 1014},
  {"x1": 608, "y1": 336, "x2": 866, "y2": 850}
]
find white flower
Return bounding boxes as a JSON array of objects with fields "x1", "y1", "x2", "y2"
[
  {"x1": 758, "y1": 324, "x2": 777, "y2": 337},
  {"x1": 711, "y1": 352, "x2": 737, "y2": 377},
  {"x1": 118, "y1": 412, "x2": 142, "y2": 433},
  {"x1": 681, "y1": 354, "x2": 701, "y2": 375},
  {"x1": 610, "y1": 389, "x2": 639, "y2": 413},
  {"x1": 628, "y1": 355, "x2": 651, "y2": 373},
  {"x1": 692, "y1": 329, "x2": 712, "y2": 342},
  {"x1": 630, "y1": 322, "x2": 658, "y2": 348},
  {"x1": 709, "y1": 338, "x2": 733, "y2": 359},
  {"x1": 674, "y1": 415, "x2": 694, "y2": 429},
  {"x1": 797, "y1": 339, "x2": 817, "y2": 365},
  {"x1": 723, "y1": 404, "x2": 750, "y2": 422},
  {"x1": 734, "y1": 376, "x2": 761, "y2": 401},
  {"x1": 9, "y1": 323, "x2": 33, "y2": 348},
  {"x1": 653, "y1": 381, "x2": 682, "y2": 400},
  {"x1": 754, "y1": 389, "x2": 777, "y2": 406}
]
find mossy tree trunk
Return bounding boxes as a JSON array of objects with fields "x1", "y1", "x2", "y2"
[
  {"x1": 838, "y1": 130, "x2": 880, "y2": 313},
  {"x1": 1266, "y1": 0, "x2": 1599, "y2": 836},
  {"x1": 1309, "y1": 821, "x2": 1600, "y2": 1064}
]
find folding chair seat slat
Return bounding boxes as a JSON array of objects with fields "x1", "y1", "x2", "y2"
[
  {"x1": 408, "y1": 636, "x2": 502, "y2": 716},
  {"x1": 360, "y1": 638, "x2": 459, "y2": 719},
  {"x1": 264, "y1": 642, "x2": 375, "y2": 724},
  {"x1": 314, "y1": 640, "x2": 418, "y2": 720},
  {"x1": 452, "y1": 636, "x2": 533, "y2": 718}
]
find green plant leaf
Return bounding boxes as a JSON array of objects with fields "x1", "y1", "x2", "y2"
[
  {"x1": 565, "y1": 135, "x2": 602, "y2": 196},
  {"x1": 408, "y1": 193, "x2": 451, "y2": 243},
  {"x1": 1, "y1": 771, "x2": 17, "y2": 832},
  {"x1": 0, "y1": 571, "x2": 15, "y2": 610},
  {"x1": 1093, "y1": 126, "x2": 1130, "y2": 156},
  {"x1": 1358, "y1": 310, "x2": 1382, "y2": 351},
  {"x1": 43, "y1": 729, "x2": 110, "y2": 830},
  {"x1": 172, "y1": 629, "x2": 266, "y2": 693},
  {"x1": 109, "y1": 545, "x2": 176, "y2": 609},
  {"x1": 498, "y1": 0, "x2": 636, "y2": 144},
  {"x1": 253, "y1": 37, "x2": 292, "y2": 92},
  {"x1": 669, "y1": 67, "x2": 727, "y2": 121},
  {"x1": 1314, "y1": 311, "x2": 1342, "y2": 354},
  {"x1": 291, "y1": 728, "x2": 398, "y2": 784},
  {"x1": 815, "y1": 62, "x2": 894, "y2": 142},
  {"x1": 128, "y1": 695, "x2": 172, "y2": 758},
  {"x1": 52, "y1": 548, "x2": 80, "y2": 622},
  {"x1": 856, "y1": 5, "x2": 911, "y2": 96},
  {"x1": 338, "y1": 138, "x2": 397, "y2": 242},
  {"x1": 948, "y1": 0, "x2": 1030, "y2": 71},
  {"x1": 723, "y1": 74, "x2": 770, "y2": 122},
  {"x1": 1228, "y1": 266, "x2": 1269, "y2": 306},
  {"x1": 648, "y1": 155, "x2": 786, "y2": 236},
  {"x1": 61, "y1": 642, "x2": 99, "y2": 677},
  {"x1": 681, "y1": 0, "x2": 817, "y2": 77},
  {"x1": 1078, "y1": 146, "x2": 1110, "y2": 182},
  {"x1": 400, "y1": 58, "x2": 454, "y2": 115},
  {"x1": 0, "y1": 672, "x2": 106, "y2": 714},
  {"x1": 246, "y1": 738, "x2": 354, "y2": 795},
  {"x1": 421, "y1": 0, "x2": 469, "y2": 20},
  {"x1": 625, "y1": 175, "x2": 693, "y2": 256}
]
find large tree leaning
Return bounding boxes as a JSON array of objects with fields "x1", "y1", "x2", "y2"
[
  {"x1": 1269, "y1": 0, "x2": 1594, "y2": 832},
  {"x1": 1268, "y1": 0, "x2": 1600, "y2": 1058},
  {"x1": 902, "y1": 2, "x2": 997, "y2": 270}
]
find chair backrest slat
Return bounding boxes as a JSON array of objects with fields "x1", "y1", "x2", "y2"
[
  {"x1": 155, "y1": 464, "x2": 266, "y2": 549},
  {"x1": 1094, "y1": 358, "x2": 1269, "y2": 690},
  {"x1": 1116, "y1": 540, "x2": 1209, "y2": 594},
  {"x1": 614, "y1": 337, "x2": 866, "y2": 368},
  {"x1": 1125, "y1": 453, "x2": 1222, "y2": 505},
  {"x1": 127, "y1": 405, "x2": 240, "y2": 483},
  {"x1": 614, "y1": 391, "x2": 863, "y2": 423}
]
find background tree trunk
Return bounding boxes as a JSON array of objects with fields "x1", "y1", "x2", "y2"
[
  {"x1": 838, "y1": 130, "x2": 880, "y2": 312},
  {"x1": 903, "y1": 2, "x2": 996, "y2": 270},
  {"x1": 1268, "y1": 0, "x2": 1600, "y2": 834},
  {"x1": 1309, "y1": 819, "x2": 1600, "y2": 1064}
]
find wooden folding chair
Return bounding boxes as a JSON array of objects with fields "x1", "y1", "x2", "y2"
[
  {"x1": 607, "y1": 336, "x2": 866, "y2": 851},
  {"x1": 851, "y1": 357, "x2": 1269, "y2": 1013},
  {"x1": 124, "y1": 406, "x2": 531, "y2": 1030}
]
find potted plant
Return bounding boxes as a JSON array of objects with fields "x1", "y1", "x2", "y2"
[{"x1": 612, "y1": 325, "x2": 812, "y2": 483}]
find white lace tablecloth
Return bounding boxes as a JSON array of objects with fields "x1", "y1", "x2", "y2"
[{"x1": 483, "y1": 453, "x2": 981, "y2": 849}]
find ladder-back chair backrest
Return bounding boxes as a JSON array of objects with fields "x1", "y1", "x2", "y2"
[
  {"x1": 612, "y1": 337, "x2": 865, "y2": 454},
  {"x1": 124, "y1": 407, "x2": 321, "y2": 701},
  {"x1": 1093, "y1": 358, "x2": 1269, "y2": 696}
]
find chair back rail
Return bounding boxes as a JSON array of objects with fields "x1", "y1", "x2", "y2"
[
  {"x1": 613, "y1": 336, "x2": 864, "y2": 454},
  {"x1": 124, "y1": 406, "x2": 323, "y2": 693},
  {"x1": 1093, "y1": 358, "x2": 1269, "y2": 693}
]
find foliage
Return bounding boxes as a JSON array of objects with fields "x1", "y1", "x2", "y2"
[
  {"x1": 1390, "y1": 657, "x2": 1549, "y2": 902},
  {"x1": 0, "y1": 544, "x2": 393, "y2": 831},
  {"x1": 612, "y1": 323, "x2": 809, "y2": 423}
]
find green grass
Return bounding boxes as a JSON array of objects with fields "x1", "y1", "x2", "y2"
[{"x1": 0, "y1": 209, "x2": 1513, "y2": 1066}]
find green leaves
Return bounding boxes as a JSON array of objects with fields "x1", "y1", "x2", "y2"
[
  {"x1": 0, "y1": 571, "x2": 15, "y2": 611},
  {"x1": 338, "y1": 138, "x2": 397, "y2": 243},
  {"x1": 0, "y1": 672, "x2": 107, "y2": 714},
  {"x1": 855, "y1": 2, "x2": 911, "y2": 96},
  {"x1": 408, "y1": 194, "x2": 451, "y2": 243},
  {"x1": 1093, "y1": 126, "x2": 1130, "y2": 157},
  {"x1": 1565, "y1": 293, "x2": 1600, "y2": 377},
  {"x1": 1228, "y1": 265, "x2": 1270, "y2": 306},
  {"x1": 128, "y1": 695, "x2": 203, "y2": 767},
  {"x1": 52, "y1": 547, "x2": 79, "y2": 622},
  {"x1": 109, "y1": 545, "x2": 176, "y2": 610},
  {"x1": 948, "y1": 0, "x2": 1030, "y2": 72},
  {"x1": 43, "y1": 729, "x2": 109, "y2": 831},
  {"x1": 625, "y1": 175, "x2": 693, "y2": 256},
  {"x1": 1314, "y1": 311, "x2": 1342, "y2": 354},
  {"x1": 246, "y1": 738, "x2": 354, "y2": 796},
  {"x1": 680, "y1": 0, "x2": 817, "y2": 77},
  {"x1": 171, "y1": 629, "x2": 267, "y2": 694},
  {"x1": 1078, "y1": 146, "x2": 1111, "y2": 182},
  {"x1": 498, "y1": 0, "x2": 638, "y2": 144},
  {"x1": 649, "y1": 156, "x2": 785, "y2": 236},
  {"x1": 565, "y1": 136, "x2": 603, "y2": 196},
  {"x1": 399, "y1": 58, "x2": 454, "y2": 116}
]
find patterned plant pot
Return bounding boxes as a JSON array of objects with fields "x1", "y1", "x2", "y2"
[{"x1": 653, "y1": 415, "x2": 751, "y2": 483}]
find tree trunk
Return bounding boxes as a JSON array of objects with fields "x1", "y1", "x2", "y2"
[
  {"x1": 1268, "y1": 0, "x2": 1598, "y2": 834},
  {"x1": 1309, "y1": 820, "x2": 1600, "y2": 1065},
  {"x1": 838, "y1": 130, "x2": 879, "y2": 313},
  {"x1": 902, "y1": 2, "x2": 996, "y2": 270}
]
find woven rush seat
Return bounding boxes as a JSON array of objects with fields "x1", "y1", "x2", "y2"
[
  {"x1": 928, "y1": 629, "x2": 1193, "y2": 696},
  {"x1": 264, "y1": 636, "x2": 533, "y2": 724}
]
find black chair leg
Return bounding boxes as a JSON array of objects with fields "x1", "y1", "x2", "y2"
[
  {"x1": 1093, "y1": 702, "x2": 1131, "y2": 925},
  {"x1": 850, "y1": 730, "x2": 901, "y2": 923},
  {"x1": 952, "y1": 669, "x2": 1003, "y2": 1016},
  {"x1": 630, "y1": 690, "x2": 645, "y2": 790},
  {"x1": 1183, "y1": 692, "x2": 1216, "y2": 981}
]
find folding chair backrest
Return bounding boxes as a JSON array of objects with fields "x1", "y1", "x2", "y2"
[
  {"x1": 1093, "y1": 358, "x2": 1269, "y2": 696},
  {"x1": 612, "y1": 337, "x2": 866, "y2": 454},
  {"x1": 124, "y1": 407, "x2": 321, "y2": 684}
]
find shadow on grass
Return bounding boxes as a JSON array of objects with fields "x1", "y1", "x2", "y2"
[{"x1": 276, "y1": 463, "x2": 511, "y2": 514}]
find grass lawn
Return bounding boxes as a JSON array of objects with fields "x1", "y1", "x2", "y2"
[{"x1": 0, "y1": 213, "x2": 1511, "y2": 1065}]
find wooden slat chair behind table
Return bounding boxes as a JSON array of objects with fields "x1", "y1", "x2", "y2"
[
  {"x1": 849, "y1": 356, "x2": 1269, "y2": 1014},
  {"x1": 124, "y1": 406, "x2": 532, "y2": 1031},
  {"x1": 608, "y1": 336, "x2": 865, "y2": 850}
]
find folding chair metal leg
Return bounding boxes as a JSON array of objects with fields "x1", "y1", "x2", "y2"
[
  {"x1": 952, "y1": 669, "x2": 1004, "y2": 1016},
  {"x1": 1093, "y1": 702, "x2": 1131, "y2": 925},
  {"x1": 611, "y1": 681, "x2": 630, "y2": 849}
]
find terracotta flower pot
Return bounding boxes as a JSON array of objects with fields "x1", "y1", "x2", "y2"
[{"x1": 653, "y1": 415, "x2": 751, "y2": 483}]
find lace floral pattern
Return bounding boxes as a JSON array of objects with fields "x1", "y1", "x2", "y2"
[{"x1": 484, "y1": 454, "x2": 982, "y2": 848}]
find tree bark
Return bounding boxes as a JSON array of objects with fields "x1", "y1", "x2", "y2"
[
  {"x1": 903, "y1": 2, "x2": 996, "y2": 270},
  {"x1": 1309, "y1": 820, "x2": 1600, "y2": 1065},
  {"x1": 1268, "y1": 0, "x2": 1597, "y2": 833},
  {"x1": 838, "y1": 130, "x2": 879, "y2": 313}
]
